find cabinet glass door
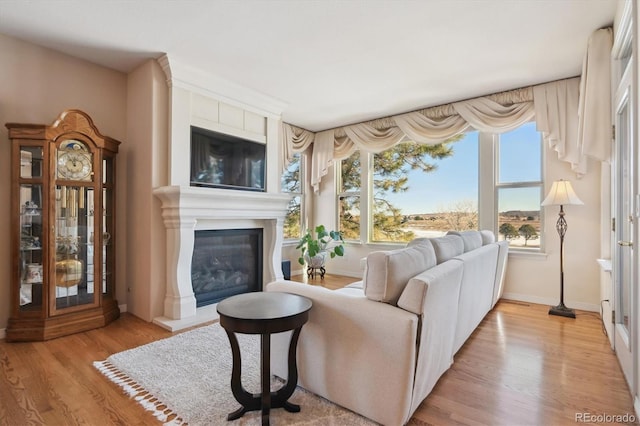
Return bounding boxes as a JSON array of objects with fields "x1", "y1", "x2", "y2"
[
  {"x1": 53, "y1": 184, "x2": 97, "y2": 312},
  {"x1": 19, "y1": 183, "x2": 44, "y2": 311},
  {"x1": 18, "y1": 145, "x2": 44, "y2": 313}
]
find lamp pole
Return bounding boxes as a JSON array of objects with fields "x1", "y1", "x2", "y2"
[{"x1": 550, "y1": 204, "x2": 576, "y2": 318}]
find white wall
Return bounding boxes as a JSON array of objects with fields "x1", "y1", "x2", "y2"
[{"x1": 0, "y1": 33, "x2": 127, "y2": 334}]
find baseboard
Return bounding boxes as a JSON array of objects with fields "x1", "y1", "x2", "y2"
[
  {"x1": 501, "y1": 292, "x2": 599, "y2": 313},
  {"x1": 634, "y1": 395, "x2": 640, "y2": 421}
]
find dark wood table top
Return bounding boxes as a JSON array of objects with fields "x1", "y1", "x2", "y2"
[{"x1": 217, "y1": 292, "x2": 312, "y2": 334}]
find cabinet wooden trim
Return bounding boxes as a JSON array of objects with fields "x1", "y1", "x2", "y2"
[{"x1": 5, "y1": 110, "x2": 121, "y2": 342}]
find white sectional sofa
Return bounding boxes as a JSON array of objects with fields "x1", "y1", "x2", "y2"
[{"x1": 266, "y1": 230, "x2": 508, "y2": 425}]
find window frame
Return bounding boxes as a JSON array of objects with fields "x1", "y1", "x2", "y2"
[
  {"x1": 488, "y1": 123, "x2": 545, "y2": 252},
  {"x1": 337, "y1": 122, "x2": 545, "y2": 252}
]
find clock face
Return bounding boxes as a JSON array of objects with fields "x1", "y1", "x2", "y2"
[{"x1": 57, "y1": 141, "x2": 93, "y2": 181}]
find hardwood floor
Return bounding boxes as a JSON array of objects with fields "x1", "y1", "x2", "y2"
[{"x1": 0, "y1": 275, "x2": 636, "y2": 425}]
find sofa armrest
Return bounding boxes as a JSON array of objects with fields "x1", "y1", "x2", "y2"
[
  {"x1": 493, "y1": 240, "x2": 509, "y2": 306},
  {"x1": 397, "y1": 260, "x2": 464, "y2": 415},
  {"x1": 266, "y1": 280, "x2": 419, "y2": 426}
]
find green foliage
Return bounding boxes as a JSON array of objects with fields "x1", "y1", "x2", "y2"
[
  {"x1": 296, "y1": 225, "x2": 345, "y2": 265},
  {"x1": 340, "y1": 140, "x2": 460, "y2": 242},
  {"x1": 518, "y1": 224, "x2": 539, "y2": 246},
  {"x1": 283, "y1": 196, "x2": 301, "y2": 239},
  {"x1": 282, "y1": 155, "x2": 302, "y2": 239},
  {"x1": 499, "y1": 223, "x2": 519, "y2": 240}
]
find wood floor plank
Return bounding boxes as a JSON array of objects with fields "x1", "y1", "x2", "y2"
[{"x1": 0, "y1": 277, "x2": 636, "y2": 426}]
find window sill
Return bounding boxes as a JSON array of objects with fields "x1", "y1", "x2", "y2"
[
  {"x1": 282, "y1": 239, "x2": 300, "y2": 247},
  {"x1": 508, "y1": 250, "x2": 548, "y2": 260}
]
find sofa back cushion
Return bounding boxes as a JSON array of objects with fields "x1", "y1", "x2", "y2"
[
  {"x1": 446, "y1": 230, "x2": 483, "y2": 252},
  {"x1": 406, "y1": 237, "x2": 431, "y2": 248},
  {"x1": 429, "y1": 235, "x2": 464, "y2": 263},
  {"x1": 363, "y1": 242, "x2": 436, "y2": 305},
  {"x1": 480, "y1": 230, "x2": 496, "y2": 245}
]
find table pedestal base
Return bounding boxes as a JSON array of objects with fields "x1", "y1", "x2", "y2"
[{"x1": 224, "y1": 327, "x2": 303, "y2": 426}]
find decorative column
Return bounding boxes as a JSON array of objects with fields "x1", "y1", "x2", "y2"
[{"x1": 162, "y1": 216, "x2": 198, "y2": 320}]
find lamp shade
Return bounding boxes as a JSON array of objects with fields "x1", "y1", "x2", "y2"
[{"x1": 541, "y1": 179, "x2": 584, "y2": 206}]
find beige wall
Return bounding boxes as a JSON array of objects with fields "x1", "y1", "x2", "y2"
[
  {"x1": 0, "y1": 33, "x2": 127, "y2": 333},
  {"x1": 124, "y1": 60, "x2": 168, "y2": 321}
]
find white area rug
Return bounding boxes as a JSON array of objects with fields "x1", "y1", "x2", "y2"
[{"x1": 94, "y1": 323, "x2": 375, "y2": 425}]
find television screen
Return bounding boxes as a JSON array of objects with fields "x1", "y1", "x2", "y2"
[{"x1": 190, "y1": 126, "x2": 266, "y2": 191}]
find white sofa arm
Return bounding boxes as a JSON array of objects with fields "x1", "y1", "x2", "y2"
[
  {"x1": 266, "y1": 280, "x2": 419, "y2": 426},
  {"x1": 397, "y1": 260, "x2": 464, "y2": 415}
]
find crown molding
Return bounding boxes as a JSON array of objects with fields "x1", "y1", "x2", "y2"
[{"x1": 157, "y1": 54, "x2": 288, "y2": 118}]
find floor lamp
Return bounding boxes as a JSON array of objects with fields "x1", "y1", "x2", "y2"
[{"x1": 541, "y1": 179, "x2": 584, "y2": 318}]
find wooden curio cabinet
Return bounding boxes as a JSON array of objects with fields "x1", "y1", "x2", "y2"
[{"x1": 5, "y1": 109, "x2": 121, "y2": 341}]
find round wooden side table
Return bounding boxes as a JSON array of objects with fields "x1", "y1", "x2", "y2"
[{"x1": 216, "y1": 291, "x2": 312, "y2": 426}]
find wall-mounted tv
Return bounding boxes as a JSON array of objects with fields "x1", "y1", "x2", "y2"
[{"x1": 190, "y1": 126, "x2": 266, "y2": 192}]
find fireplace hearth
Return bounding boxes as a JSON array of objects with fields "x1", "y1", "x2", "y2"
[{"x1": 191, "y1": 228, "x2": 263, "y2": 306}]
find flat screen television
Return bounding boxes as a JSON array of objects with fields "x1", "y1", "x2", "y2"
[{"x1": 190, "y1": 126, "x2": 266, "y2": 192}]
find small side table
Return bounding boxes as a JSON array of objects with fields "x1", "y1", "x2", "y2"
[{"x1": 217, "y1": 292, "x2": 312, "y2": 426}]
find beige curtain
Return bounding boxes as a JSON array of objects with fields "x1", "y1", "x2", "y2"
[
  {"x1": 578, "y1": 27, "x2": 613, "y2": 163},
  {"x1": 533, "y1": 78, "x2": 583, "y2": 175},
  {"x1": 452, "y1": 96, "x2": 534, "y2": 133},
  {"x1": 282, "y1": 72, "x2": 594, "y2": 191},
  {"x1": 296, "y1": 85, "x2": 544, "y2": 193},
  {"x1": 281, "y1": 122, "x2": 314, "y2": 171}
]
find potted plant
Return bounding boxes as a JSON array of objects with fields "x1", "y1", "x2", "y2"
[{"x1": 296, "y1": 225, "x2": 345, "y2": 277}]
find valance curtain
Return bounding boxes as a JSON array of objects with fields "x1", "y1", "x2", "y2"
[{"x1": 282, "y1": 25, "x2": 613, "y2": 193}]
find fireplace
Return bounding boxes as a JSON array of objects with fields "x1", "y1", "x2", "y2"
[
  {"x1": 192, "y1": 228, "x2": 263, "y2": 306},
  {"x1": 153, "y1": 185, "x2": 291, "y2": 331}
]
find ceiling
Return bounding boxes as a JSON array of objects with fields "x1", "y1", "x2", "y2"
[{"x1": 0, "y1": 0, "x2": 617, "y2": 132}]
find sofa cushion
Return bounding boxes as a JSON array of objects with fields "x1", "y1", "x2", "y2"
[
  {"x1": 406, "y1": 237, "x2": 432, "y2": 248},
  {"x1": 480, "y1": 230, "x2": 496, "y2": 245},
  {"x1": 429, "y1": 235, "x2": 464, "y2": 263},
  {"x1": 363, "y1": 243, "x2": 436, "y2": 305},
  {"x1": 446, "y1": 230, "x2": 483, "y2": 252}
]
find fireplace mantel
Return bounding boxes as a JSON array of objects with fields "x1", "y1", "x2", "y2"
[{"x1": 153, "y1": 185, "x2": 291, "y2": 330}]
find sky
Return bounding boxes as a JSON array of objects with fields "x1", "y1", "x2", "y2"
[{"x1": 379, "y1": 122, "x2": 542, "y2": 214}]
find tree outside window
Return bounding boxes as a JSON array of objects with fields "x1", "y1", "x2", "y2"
[
  {"x1": 496, "y1": 122, "x2": 543, "y2": 249},
  {"x1": 338, "y1": 151, "x2": 361, "y2": 240},
  {"x1": 281, "y1": 153, "x2": 303, "y2": 239},
  {"x1": 339, "y1": 134, "x2": 470, "y2": 244}
]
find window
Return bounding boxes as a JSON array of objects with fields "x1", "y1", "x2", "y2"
[
  {"x1": 338, "y1": 151, "x2": 361, "y2": 241},
  {"x1": 496, "y1": 122, "x2": 543, "y2": 249},
  {"x1": 371, "y1": 135, "x2": 477, "y2": 242},
  {"x1": 281, "y1": 153, "x2": 303, "y2": 239},
  {"x1": 338, "y1": 122, "x2": 543, "y2": 250}
]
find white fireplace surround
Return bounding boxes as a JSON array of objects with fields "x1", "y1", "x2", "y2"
[{"x1": 153, "y1": 185, "x2": 291, "y2": 331}]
